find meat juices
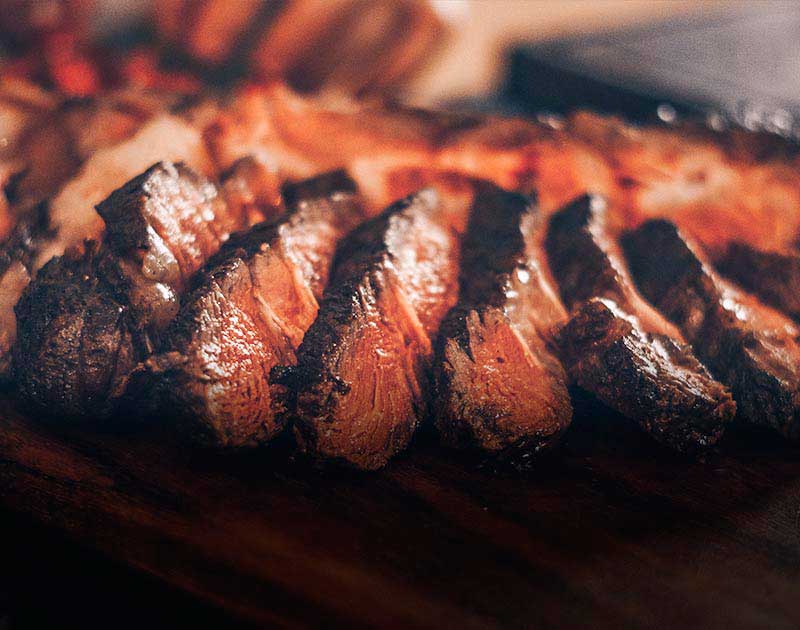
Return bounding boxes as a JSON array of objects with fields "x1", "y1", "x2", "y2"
[
  {"x1": 623, "y1": 220, "x2": 800, "y2": 440},
  {"x1": 140, "y1": 171, "x2": 364, "y2": 448},
  {"x1": 13, "y1": 162, "x2": 251, "y2": 420},
  {"x1": 286, "y1": 187, "x2": 467, "y2": 470},
  {"x1": 547, "y1": 196, "x2": 735, "y2": 453},
  {"x1": 432, "y1": 185, "x2": 572, "y2": 461}
]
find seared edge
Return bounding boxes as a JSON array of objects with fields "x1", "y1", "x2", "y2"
[
  {"x1": 137, "y1": 171, "x2": 363, "y2": 448},
  {"x1": 13, "y1": 162, "x2": 247, "y2": 421},
  {"x1": 623, "y1": 219, "x2": 800, "y2": 440},
  {"x1": 547, "y1": 195, "x2": 735, "y2": 453},
  {"x1": 285, "y1": 188, "x2": 463, "y2": 470},
  {"x1": 433, "y1": 184, "x2": 571, "y2": 460}
]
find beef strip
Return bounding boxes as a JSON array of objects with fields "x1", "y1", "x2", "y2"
[
  {"x1": 623, "y1": 220, "x2": 800, "y2": 440},
  {"x1": 715, "y1": 242, "x2": 800, "y2": 323},
  {"x1": 432, "y1": 184, "x2": 572, "y2": 460},
  {"x1": 137, "y1": 171, "x2": 363, "y2": 448},
  {"x1": 13, "y1": 162, "x2": 250, "y2": 420},
  {"x1": 547, "y1": 195, "x2": 735, "y2": 453},
  {"x1": 284, "y1": 186, "x2": 468, "y2": 470}
]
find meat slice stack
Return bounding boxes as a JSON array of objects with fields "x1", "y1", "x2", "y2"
[
  {"x1": 432, "y1": 184, "x2": 572, "y2": 461},
  {"x1": 13, "y1": 162, "x2": 253, "y2": 420},
  {"x1": 139, "y1": 171, "x2": 364, "y2": 448},
  {"x1": 547, "y1": 195, "x2": 736, "y2": 453},
  {"x1": 623, "y1": 221, "x2": 800, "y2": 441},
  {"x1": 285, "y1": 185, "x2": 470, "y2": 469}
]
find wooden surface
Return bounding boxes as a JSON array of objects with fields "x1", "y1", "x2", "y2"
[{"x1": 1, "y1": 390, "x2": 800, "y2": 629}]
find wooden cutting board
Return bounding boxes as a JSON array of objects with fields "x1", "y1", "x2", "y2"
[{"x1": 1, "y1": 390, "x2": 799, "y2": 629}]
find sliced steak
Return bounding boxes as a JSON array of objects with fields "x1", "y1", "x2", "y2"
[
  {"x1": 138, "y1": 171, "x2": 363, "y2": 448},
  {"x1": 547, "y1": 196, "x2": 735, "y2": 453},
  {"x1": 623, "y1": 219, "x2": 800, "y2": 440},
  {"x1": 432, "y1": 184, "x2": 571, "y2": 460},
  {"x1": 285, "y1": 186, "x2": 469, "y2": 470},
  {"x1": 13, "y1": 162, "x2": 250, "y2": 420},
  {"x1": 715, "y1": 242, "x2": 800, "y2": 323}
]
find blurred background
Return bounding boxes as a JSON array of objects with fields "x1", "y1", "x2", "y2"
[{"x1": 1, "y1": 0, "x2": 799, "y2": 134}]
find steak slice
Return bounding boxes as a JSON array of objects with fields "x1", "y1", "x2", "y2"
[
  {"x1": 432, "y1": 184, "x2": 572, "y2": 460},
  {"x1": 285, "y1": 186, "x2": 468, "y2": 470},
  {"x1": 547, "y1": 195, "x2": 735, "y2": 453},
  {"x1": 13, "y1": 162, "x2": 249, "y2": 420},
  {"x1": 715, "y1": 242, "x2": 800, "y2": 323},
  {"x1": 623, "y1": 220, "x2": 800, "y2": 440},
  {"x1": 138, "y1": 171, "x2": 363, "y2": 448}
]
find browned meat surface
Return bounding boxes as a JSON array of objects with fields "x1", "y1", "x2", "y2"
[
  {"x1": 547, "y1": 196, "x2": 735, "y2": 453},
  {"x1": 0, "y1": 99, "x2": 213, "y2": 377},
  {"x1": 0, "y1": 88, "x2": 177, "y2": 233},
  {"x1": 566, "y1": 111, "x2": 800, "y2": 257},
  {"x1": 285, "y1": 185, "x2": 470, "y2": 469},
  {"x1": 623, "y1": 220, "x2": 800, "y2": 440},
  {"x1": 219, "y1": 155, "x2": 286, "y2": 226},
  {"x1": 432, "y1": 184, "x2": 571, "y2": 461},
  {"x1": 715, "y1": 243, "x2": 800, "y2": 323},
  {"x1": 13, "y1": 162, "x2": 249, "y2": 420},
  {"x1": 37, "y1": 113, "x2": 214, "y2": 268},
  {"x1": 204, "y1": 84, "x2": 614, "y2": 213},
  {"x1": 138, "y1": 171, "x2": 363, "y2": 448}
]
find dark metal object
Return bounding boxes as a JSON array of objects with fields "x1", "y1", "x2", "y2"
[{"x1": 502, "y1": 6, "x2": 800, "y2": 138}]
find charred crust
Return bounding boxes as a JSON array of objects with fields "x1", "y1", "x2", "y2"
[
  {"x1": 623, "y1": 219, "x2": 800, "y2": 439},
  {"x1": 716, "y1": 242, "x2": 800, "y2": 322}
]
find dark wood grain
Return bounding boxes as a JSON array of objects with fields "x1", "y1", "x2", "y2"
[{"x1": 1, "y1": 391, "x2": 799, "y2": 629}]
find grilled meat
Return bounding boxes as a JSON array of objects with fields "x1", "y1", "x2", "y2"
[
  {"x1": 204, "y1": 84, "x2": 614, "y2": 212},
  {"x1": 567, "y1": 111, "x2": 800, "y2": 256},
  {"x1": 715, "y1": 243, "x2": 800, "y2": 323},
  {"x1": 138, "y1": 171, "x2": 363, "y2": 448},
  {"x1": 38, "y1": 114, "x2": 213, "y2": 268},
  {"x1": 285, "y1": 185, "x2": 469, "y2": 469},
  {"x1": 547, "y1": 196, "x2": 735, "y2": 453},
  {"x1": 623, "y1": 220, "x2": 800, "y2": 440},
  {"x1": 13, "y1": 162, "x2": 250, "y2": 420},
  {"x1": 219, "y1": 155, "x2": 286, "y2": 226},
  {"x1": 432, "y1": 184, "x2": 571, "y2": 460}
]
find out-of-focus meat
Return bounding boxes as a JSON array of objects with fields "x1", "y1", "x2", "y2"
[
  {"x1": 219, "y1": 155, "x2": 286, "y2": 226},
  {"x1": 4, "y1": 89, "x2": 176, "y2": 215},
  {"x1": 205, "y1": 84, "x2": 613, "y2": 213},
  {"x1": 715, "y1": 243, "x2": 800, "y2": 323},
  {"x1": 433, "y1": 185, "x2": 571, "y2": 461},
  {"x1": 0, "y1": 92, "x2": 204, "y2": 376},
  {"x1": 547, "y1": 196, "x2": 735, "y2": 453},
  {"x1": 183, "y1": 0, "x2": 267, "y2": 67},
  {"x1": 138, "y1": 171, "x2": 363, "y2": 448},
  {"x1": 13, "y1": 162, "x2": 249, "y2": 420},
  {"x1": 0, "y1": 205, "x2": 49, "y2": 376},
  {"x1": 37, "y1": 114, "x2": 213, "y2": 268},
  {"x1": 151, "y1": 0, "x2": 443, "y2": 95},
  {"x1": 567, "y1": 111, "x2": 800, "y2": 256},
  {"x1": 623, "y1": 220, "x2": 800, "y2": 440},
  {"x1": 285, "y1": 185, "x2": 470, "y2": 469}
]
